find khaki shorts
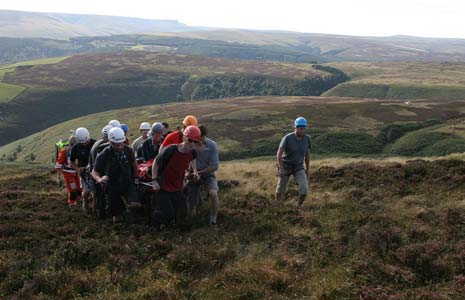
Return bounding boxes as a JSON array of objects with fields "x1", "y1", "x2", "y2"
[
  {"x1": 201, "y1": 174, "x2": 218, "y2": 191},
  {"x1": 276, "y1": 169, "x2": 308, "y2": 195},
  {"x1": 79, "y1": 172, "x2": 92, "y2": 192}
]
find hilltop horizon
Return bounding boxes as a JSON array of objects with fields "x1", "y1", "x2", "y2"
[{"x1": 1, "y1": 9, "x2": 465, "y2": 40}]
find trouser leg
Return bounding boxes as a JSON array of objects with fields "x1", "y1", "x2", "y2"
[
  {"x1": 107, "y1": 189, "x2": 125, "y2": 217},
  {"x1": 276, "y1": 174, "x2": 290, "y2": 202},
  {"x1": 155, "y1": 190, "x2": 176, "y2": 225},
  {"x1": 294, "y1": 169, "x2": 309, "y2": 208},
  {"x1": 63, "y1": 172, "x2": 81, "y2": 204}
]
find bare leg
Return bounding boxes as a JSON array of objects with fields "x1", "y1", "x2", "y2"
[{"x1": 209, "y1": 190, "x2": 219, "y2": 225}]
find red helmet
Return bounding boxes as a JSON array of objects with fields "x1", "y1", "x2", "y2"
[{"x1": 183, "y1": 125, "x2": 201, "y2": 142}]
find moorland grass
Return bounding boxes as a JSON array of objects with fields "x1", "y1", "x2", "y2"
[{"x1": 2, "y1": 156, "x2": 465, "y2": 299}]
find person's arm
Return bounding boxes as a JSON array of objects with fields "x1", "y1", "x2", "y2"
[
  {"x1": 141, "y1": 142, "x2": 150, "y2": 162},
  {"x1": 305, "y1": 135, "x2": 311, "y2": 176},
  {"x1": 92, "y1": 152, "x2": 109, "y2": 184},
  {"x1": 277, "y1": 147, "x2": 284, "y2": 176},
  {"x1": 55, "y1": 148, "x2": 66, "y2": 171},
  {"x1": 129, "y1": 148, "x2": 138, "y2": 182},
  {"x1": 69, "y1": 146, "x2": 80, "y2": 172},
  {"x1": 276, "y1": 136, "x2": 287, "y2": 176},
  {"x1": 151, "y1": 160, "x2": 160, "y2": 190},
  {"x1": 189, "y1": 158, "x2": 200, "y2": 180},
  {"x1": 91, "y1": 169, "x2": 109, "y2": 184},
  {"x1": 304, "y1": 149, "x2": 310, "y2": 176}
]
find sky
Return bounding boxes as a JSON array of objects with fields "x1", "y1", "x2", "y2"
[{"x1": 1, "y1": 0, "x2": 465, "y2": 39}]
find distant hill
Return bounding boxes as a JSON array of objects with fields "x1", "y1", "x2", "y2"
[
  {"x1": 2, "y1": 10, "x2": 465, "y2": 64},
  {"x1": 3, "y1": 32, "x2": 465, "y2": 65},
  {"x1": 2, "y1": 96, "x2": 465, "y2": 163},
  {"x1": 0, "y1": 52, "x2": 346, "y2": 146},
  {"x1": 0, "y1": 10, "x2": 197, "y2": 39},
  {"x1": 323, "y1": 62, "x2": 465, "y2": 100}
]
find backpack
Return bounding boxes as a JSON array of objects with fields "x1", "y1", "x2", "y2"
[{"x1": 54, "y1": 139, "x2": 69, "y2": 163}]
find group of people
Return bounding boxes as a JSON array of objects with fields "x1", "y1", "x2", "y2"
[
  {"x1": 55, "y1": 115, "x2": 220, "y2": 227},
  {"x1": 55, "y1": 114, "x2": 312, "y2": 228}
]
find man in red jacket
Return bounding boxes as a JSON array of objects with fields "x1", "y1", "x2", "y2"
[
  {"x1": 55, "y1": 136, "x2": 81, "y2": 206},
  {"x1": 159, "y1": 115, "x2": 197, "y2": 152}
]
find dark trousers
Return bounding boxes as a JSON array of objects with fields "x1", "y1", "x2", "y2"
[
  {"x1": 107, "y1": 184, "x2": 138, "y2": 217},
  {"x1": 94, "y1": 183, "x2": 106, "y2": 218},
  {"x1": 153, "y1": 190, "x2": 186, "y2": 226}
]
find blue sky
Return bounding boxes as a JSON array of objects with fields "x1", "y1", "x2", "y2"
[{"x1": 2, "y1": 0, "x2": 465, "y2": 38}]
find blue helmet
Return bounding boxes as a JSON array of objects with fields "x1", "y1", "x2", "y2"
[
  {"x1": 121, "y1": 124, "x2": 129, "y2": 133},
  {"x1": 294, "y1": 117, "x2": 307, "y2": 128}
]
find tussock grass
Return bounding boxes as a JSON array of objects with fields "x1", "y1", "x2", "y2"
[{"x1": 2, "y1": 156, "x2": 465, "y2": 299}]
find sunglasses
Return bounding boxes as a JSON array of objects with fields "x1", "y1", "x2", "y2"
[{"x1": 186, "y1": 138, "x2": 199, "y2": 144}]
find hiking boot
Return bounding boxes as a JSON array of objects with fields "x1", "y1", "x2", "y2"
[
  {"x1": 296, "y1": 195, "x2": 306, "y2": 209},
  {"x1": 112, "y1": 215, "x2": 124, "y2": 223},
  {"x1": 127, "y1": 201, "x2": 142, "y2": 209},
  {"x1": 209, "y1": 215, "x2": 217, "y2": 227},
  {"x1": 82, "y1": 199, "x2": 88, "y2": 212}
]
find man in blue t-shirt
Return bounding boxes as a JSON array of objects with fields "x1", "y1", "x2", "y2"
[{"x1": 276, "y1": 117, "x2": 312, "y2": 208}]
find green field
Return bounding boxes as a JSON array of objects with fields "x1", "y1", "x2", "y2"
[
  {"x1": 2, "y1": 96, "x2": 465, "y2": 163},
  {"x1": 0, "y1": 56, "x2": 69, "y2": 101},
  {"x1": 0, "y1": 83, "x2": 25, "y2": 102},
  {"x1": 324, "y1": 62, "x2": 465, "y2": 100},
  {"x1": 0, "y1": 56, "x2": 69, "y2": 70}
]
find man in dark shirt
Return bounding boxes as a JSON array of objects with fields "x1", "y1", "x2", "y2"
[
  {"x1": 92, "y1": 127, "x2": 140, "y2": 223},
  {"x1": 141, "y1": 122, "x2": 164, "y2": 162},
  {"x1": 88, "y1": 124, "x2": 112, "y2": 218},
  {"x1": 151, "y1": 125, "x2": 200, "y2": 227},
  {"x1": 70, "y1": 127, "x2": 96, "y2": 212}
]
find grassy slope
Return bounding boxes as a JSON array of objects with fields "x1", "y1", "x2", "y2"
[
  {"x1": 0, "y1": 56, "x2": 69, "y2": 101},
  {"x1": 0, "y1": 83, "x2": 25, "y2": 103},
  {"x1": 324, "y1": 62, "x2": 465, "y2": 100},
  {"x1": 2, "y1": 96, "x2": 465, "y2": 163},
  {"x1": 1, "y1": 156, "x2": 465, "y2": 299},
  {"x1": 0, "y1": 52, "x2": 335, "y2": 146}
]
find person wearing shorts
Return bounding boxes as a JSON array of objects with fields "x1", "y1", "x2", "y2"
[{"x1": 276, "y1": 117, "x2": 311, "y2": 208}]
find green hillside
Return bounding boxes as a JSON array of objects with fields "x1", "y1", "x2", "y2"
[
  {"x1": 2, "y1": 96, "x2": 465, "y2": 163},
  {"x1": 0, "y1": 57, "x2": 67, "y2": 102},
  {"x1": 0, "y1": 52, "x2": 347, "y2": 146},
  {"x1": 323, "y1": 62, "x2": 465, "y2": 100}
]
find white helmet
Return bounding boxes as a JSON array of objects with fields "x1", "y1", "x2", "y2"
[
  {"x1": 108, "y1": 119, "x2": 121, "y2": 128},
  {"x1": 101, "y1": 125, "x2": 113, "y2": 138},
  {"x1": 140, "y1": 122, "x2": 151, "y2": 130},
  {"x1": 75, "y1": 127, "x2": 90, "y2": 143},
  {"x1": 108, "y1": 127, "x2": 126, "y2": 143}
]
